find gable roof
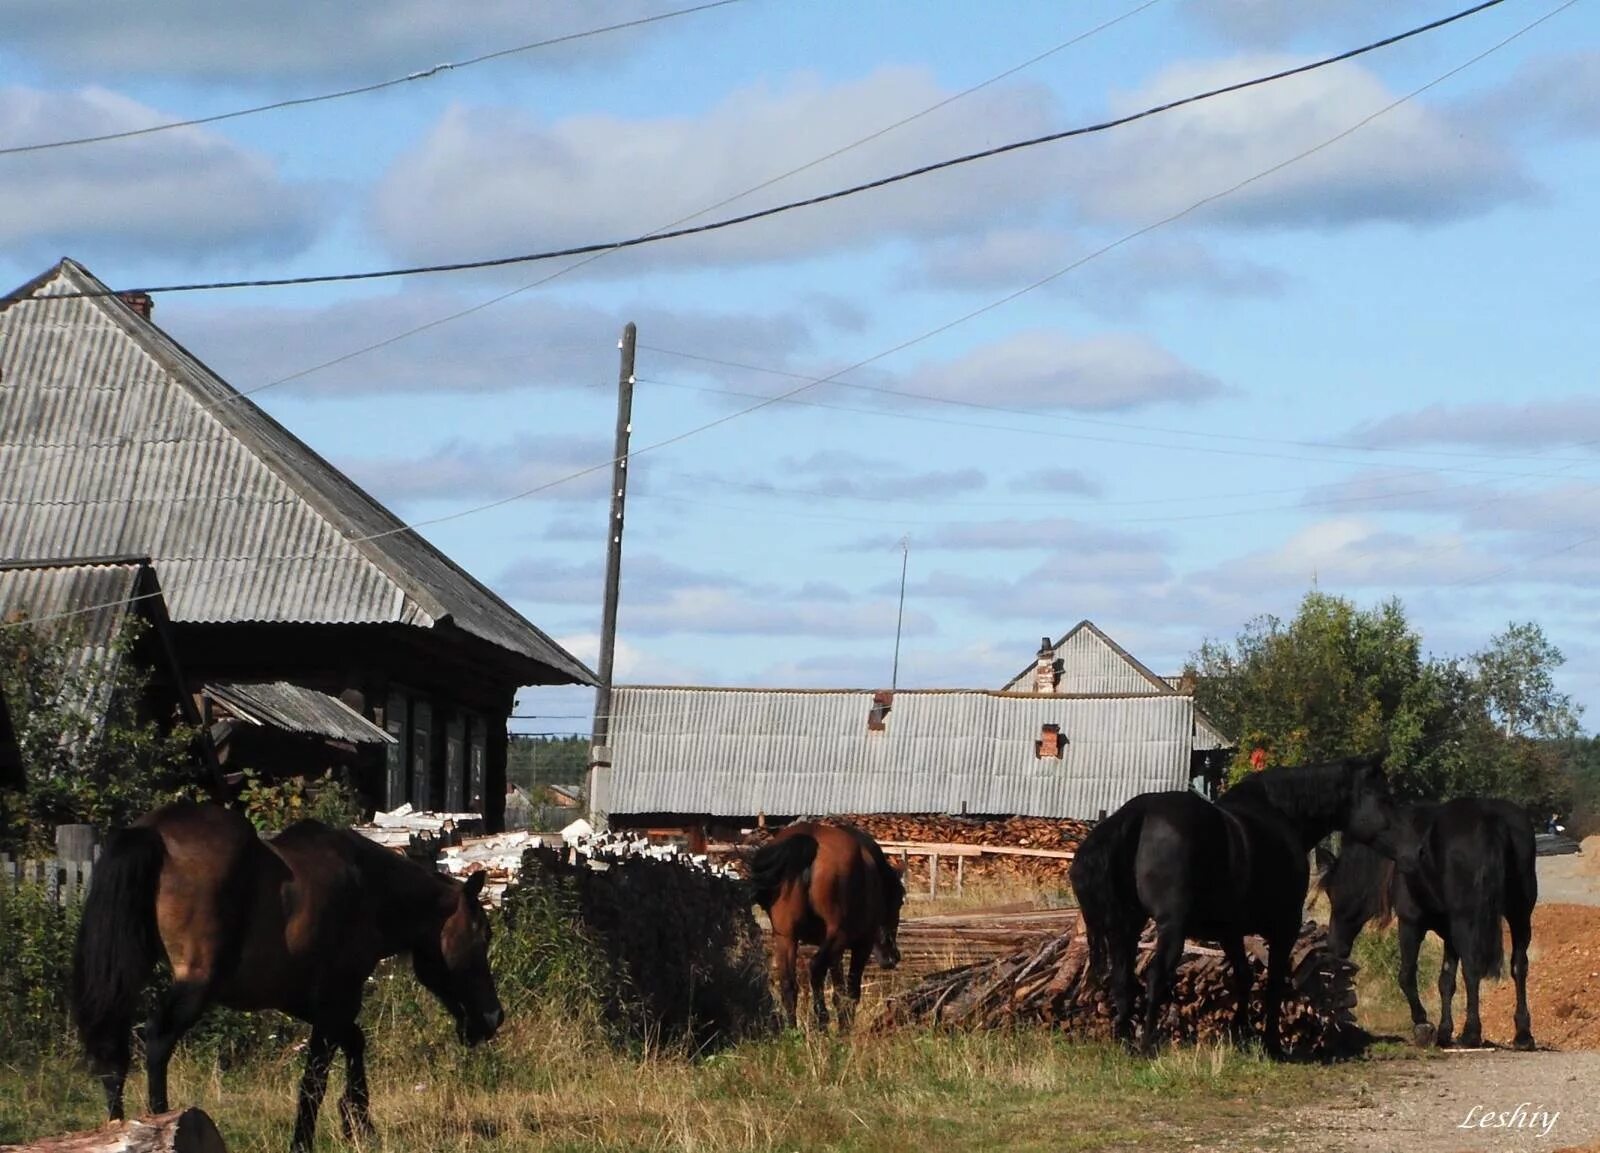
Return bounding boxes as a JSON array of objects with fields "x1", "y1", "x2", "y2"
[
  {"x1": 1002, "y1": 620, "x2": 1233, "y2": 751},
  {"x1": 0, "y1": 260, "x2": 593, "y2": 686},
  {"x1": 597, "y1": 685, "x2": 1194, "y2": 820}
]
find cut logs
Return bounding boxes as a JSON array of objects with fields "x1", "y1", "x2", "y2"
[
  {"x1": 877, "y1": 920, "x2": 1368, "y2": 1059},
  {"x1": 0, "y1": 1109, "x2": 227, "y2": 1153}
]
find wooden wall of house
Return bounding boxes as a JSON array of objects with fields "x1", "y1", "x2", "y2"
[{"x1": 175, "y1": 621, "x2": 527, "y2": 830}]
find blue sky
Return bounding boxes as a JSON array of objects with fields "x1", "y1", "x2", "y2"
[{"x1": 3, "y1": 0, "x2": 1598, "y2": 735}]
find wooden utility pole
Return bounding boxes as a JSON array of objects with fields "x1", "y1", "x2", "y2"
[{"x1": 589, "y1": 323, "x2": 636, "y2": 817}]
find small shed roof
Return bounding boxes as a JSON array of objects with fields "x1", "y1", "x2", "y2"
[
  {"x1": 598, "y1": 686, "x2": 1194, "y2": 821},
  {"x1": 0, "y1": 260, "x2": 593, "y2": 687},
  {"x1": 203, "y1": 680, "x2": 395, "y2": 745}
]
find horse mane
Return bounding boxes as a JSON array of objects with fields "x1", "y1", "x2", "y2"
[{"x1": 1222, "y1": 754, "x2": 1382, "y2": 821}]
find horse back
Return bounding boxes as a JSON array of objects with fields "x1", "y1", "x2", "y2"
[{"x1": 765, "y1": 822, "x2": 891, "y2": 948}]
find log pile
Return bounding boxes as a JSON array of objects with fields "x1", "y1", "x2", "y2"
[
  {"x1": 877, "y1": 920, "x2": 1368, "y2": 1059},
  {"x1": 828, "y1": 814, "x2": 1090, "y2": 887},
  {"x1": 1, "y1": 1109, "x2": 226, "y2": 1153}
]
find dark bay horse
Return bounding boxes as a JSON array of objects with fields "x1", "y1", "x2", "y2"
[
  {"x1": 1319, "y1": 797, "x2": 1537, "y2": 1050},
  {"x1": 71, "y1": 800, "x2": 503, "y2": 1153},
  {"x1": 1070, "y1": 756, "x2": 1404, "y2": 1056},
  {"x1": 748, "y1": 821, "x2": 904, "y2": 1028}
]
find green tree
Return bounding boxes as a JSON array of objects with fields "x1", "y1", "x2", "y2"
[
  {"x1": 1189, "y1": 592, "x2": 1578, "y2": 812},
  {"x1": 1473, "y1": 622, "x2": 1581, "y2": 740},
  {"x1": 0, "y1": 614, "x2": 203, "y2": 852},
  {"x1": 1190, "y1": 591, "x2": 1423, "y2": 776}
]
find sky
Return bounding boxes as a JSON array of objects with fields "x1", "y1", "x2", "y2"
[{"x1": 3, "y1": 0, "x2": 1598, "y2": 736}]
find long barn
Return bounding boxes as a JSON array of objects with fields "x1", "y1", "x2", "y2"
[{"x1": 591, "y1": 685, "x2": 1195, "y2": 829}]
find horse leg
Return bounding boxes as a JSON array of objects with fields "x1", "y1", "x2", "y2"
[
  {"x1": 290, "y1": 1026, "x2": 339, "y2": 1153},
  {"x1": 845, "y1": 944, "x2": 870, "y2": 1024},
  {"x1": 1261, "y1": 924, "x2": 1295, "y2": 1059},
  {"x1": 1456, "y1": 940, "x2": 1485, "y2": 1049},
  {"x1": 1435, "y1": 939, "x2": 1459, "y2": 1048},
  {"x1": 1396, "y1": 919, "x2": 1434, "y2": 1047},
  {"x1": 337, "y1": 1022, "x2": 376, "y2": 1140},
  {"x1": 809, "y1": 936, "x2": 842, "y2": 1030},
  {"x1": 1222, "y1": 935, "x2": 1253, "y2": 1047},
  {"x1": 1108, "y1": 923, "x2": 1140, "y2": 1048},
  {"x1": 1139, "y1": 920, "x2": 1185, "y2": 1057},
  {"x1": 773, "y1": 935, "x2": 800, "y2": 1028},
  {"x1": 1509, "y1": 908, "x2": 1535, "y2": 1051},
  {"x1": 144, "y1": 980, "x2": 210, "y2": 1115}
]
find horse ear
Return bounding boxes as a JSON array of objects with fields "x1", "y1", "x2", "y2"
[{"x1": 462, "y1": 871, "x2": 486, "y2": 902}]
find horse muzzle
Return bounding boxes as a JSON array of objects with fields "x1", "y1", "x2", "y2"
[{"x1": 874, "y1": 941, "x2": 901, "y2": 970}]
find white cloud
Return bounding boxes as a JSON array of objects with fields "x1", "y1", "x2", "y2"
[
  {"x1": 1346, "y1": 398, "x2": 1600, "y2": 451},
  {"x1": 910, "y1": 229, "x2": 1288, "y2": 313},
  {"x1": 164, "y1": 292, "x2": 818, "y2": 397},
  {"x1": 905, "y1": 330, "x2": 1223, "y2": 412},
  {"x1": 341, "y1": 434, "x2": 615, "y2": 506},
  {"x1": 372, "y1": 67, "x2": 1060, "y2": 273},
  {"x1": 1007, "y1": 468, "x2": 1101, "y2": 497},
  {"x1": 2, "y1": 1, "x2": 692, "y2": 83},
  {"x1": 0, "y1": 86, "x2": 322, "y2": 262},
  {"x1": 1075, "y1": 57, "x2": 1530, "y2": 229},
  {"x1": 554, "y1": 632, "x2": 710, "y2": 685},
  {"x1": 1180, "y1": 0, "x2": 1435, "y2": 47}
]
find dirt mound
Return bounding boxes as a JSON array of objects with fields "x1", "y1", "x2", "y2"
[
  {"x1": 1480, "y1": 902, "x2": 1600, "y2": 1050},
  {"x1": 1581, "y1": 836, "x2": 1600, "y2": 875}
]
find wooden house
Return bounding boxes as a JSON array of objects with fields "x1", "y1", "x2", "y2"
[{"x1": 0, "y1": 260, "x2": 595, "y2": 828}]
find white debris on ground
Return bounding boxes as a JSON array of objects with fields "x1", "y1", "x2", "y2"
[{"x1": 355, "y1": 809, "x2": 740, "y2": 908}]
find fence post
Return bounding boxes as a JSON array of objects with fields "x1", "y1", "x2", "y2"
[{"x1": 57, "y1": 824, "x2": 98, "y2": 863}]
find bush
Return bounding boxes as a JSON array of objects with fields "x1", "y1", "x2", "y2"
[
  {"x1": 0, "y1": 882, "x2": 80, "y2": 1059},
  {"x1": 236, "y1": 769, "x2": 363, "y2": 833}
]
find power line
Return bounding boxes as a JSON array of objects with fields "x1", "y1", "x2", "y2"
[
  {"x1": 1, "y1": 0, "x2": 1573, "y2": 633},
  {"x1": 22, "y1": 0, "x2": 1514, "y2": 300},
  {"x1": 40, "y1": 1, "x2": 1160, "y2": 414},
  {"x1": 0, "y1": 0, "x2": 745, "y2": 158}
]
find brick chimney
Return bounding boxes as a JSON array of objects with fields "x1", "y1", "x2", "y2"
[
  {"x1": 1032, "y1": 636, "x2": 1057, "y2": 694},
  {"x1": 118, "y1": 291, "x2": 154, "y2": 320}
]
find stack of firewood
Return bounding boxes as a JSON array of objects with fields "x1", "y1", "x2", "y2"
[
  {"x1": 827, "y1": 814, "x2": 1090, "y2": 886},
  {"x1": 877, "y1": 920, "x2": 1367, "y2": 1058}
]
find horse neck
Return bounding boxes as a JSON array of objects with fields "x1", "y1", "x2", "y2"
[{"x1": 356, "y1": 840, "x2": 453, "y2": 956}]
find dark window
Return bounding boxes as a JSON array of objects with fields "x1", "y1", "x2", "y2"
[
  {"x1": 444, "y1": 716, "x2": 465, "y2": 812},
  {"x1": 383, "y1": 691, "x2": 408, "y2": 810},
  {"x1": 410, "y1": 699, "x2": 433, "y2": 809}
]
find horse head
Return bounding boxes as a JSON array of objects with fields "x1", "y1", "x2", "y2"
[
  {"x1": 874, "y1": 856, "x2": 905, "y2": 970},
  {"x1": 413, "y1": 871, "x2": 505, "y2": 1046},
  {"x1": 1340, "y1": 754, "x2": 1413, "y2": 862}
]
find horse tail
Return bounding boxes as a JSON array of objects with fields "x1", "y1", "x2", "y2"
[
  {"x1": 1069, "y1": 803, "x2": 1146, "y2": 987},
  {"x1": 748, "y1": 833, "x2": 819, "y2": 911},
  {"x1": 71, "y1": 825, "x2": 166, "y2": 1072},
  {"x1": 1460, "y1": 819, "x2": 1508, "y2": 981}
]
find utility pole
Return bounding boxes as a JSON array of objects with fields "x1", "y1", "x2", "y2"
[
  {"x1": 589, "y1": 322, "x2": 635, "y2": 826},
  {"x1": 891, "y1": 535, "x2": 909, "y2": 691}
]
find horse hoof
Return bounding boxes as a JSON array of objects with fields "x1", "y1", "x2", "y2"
[
  {"x1": 1513, "y1": 1033, "x2": 1536, "y2": 1052},
  {"x1": 1458, "y1": 1032, "x2": 1483, "y2": 1049},
  {"x1": 1435, "y1": 1032, "x2": 1455, "y2": 1049},
  {"x1": 1412, "y1": 1023, "x2": 1436, "y2": 1047}
]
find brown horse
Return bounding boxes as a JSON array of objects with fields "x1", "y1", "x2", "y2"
[
  {"x1": 70, "y1": 800, "x2": 502, "y2": 1153},
  {"x1": 748, "y1": 822, "x2": 904, "y2": 1028}
]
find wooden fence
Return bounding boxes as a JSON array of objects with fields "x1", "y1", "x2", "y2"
[{"x1": 0, "y1": 855, "x2": 95, "y2": 905}]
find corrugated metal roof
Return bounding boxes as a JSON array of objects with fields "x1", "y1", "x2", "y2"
[
  {"x1": 0, "y1": 260, "x2": 594, "y2": 686},
  {"x1": 203, "y1": 680, "x2": 395, "y2": 744},
  {"x1": 0, "y1": 558, "x2": 164, "y2": 729},
  {"x1": 601, "y1": 687, "x2": 1194, "y2": 820}
]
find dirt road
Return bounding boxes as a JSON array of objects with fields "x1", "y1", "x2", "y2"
[{"x1": 1245, "y1": 1050, "x2": 1600, "y2": 1152}]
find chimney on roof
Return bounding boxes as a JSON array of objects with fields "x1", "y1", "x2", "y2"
[
  {"x1": 1033, "y1": 636, "x2": 1057, "y2": 694},
  {"x1": 118, "y1": 291, "x2": 154, "y2": 320}
]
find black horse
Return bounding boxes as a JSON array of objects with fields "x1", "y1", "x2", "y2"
[
  {"x1": 1070, "y1": 756, "x2": 1403, "y2": 1056},
  {"x1": 1318, "y1": 797, "x2": 1537, "y2": 1050}
]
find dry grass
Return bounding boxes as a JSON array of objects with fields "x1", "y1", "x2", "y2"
[{"x1": 0, "y1": 1005, "x2": 1370, "y2": 1153}]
